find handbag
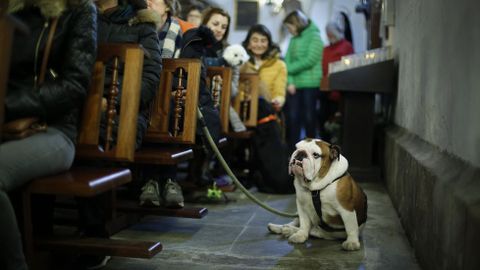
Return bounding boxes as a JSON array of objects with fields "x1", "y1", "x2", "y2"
[
  {"x1": 2, "y1": 17, "x2": 58, "y2": 141},
  {"x1": 3, "y1": 117, "x2": 48, "y2": 140}
]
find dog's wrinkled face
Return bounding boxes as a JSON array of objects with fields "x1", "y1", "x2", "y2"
[
  {"x1": 289, "y1": 139, "x2": 341, "y2": 183},
  {"x1": 289, "y1": 139, "x2": 324, "y2": 182}
]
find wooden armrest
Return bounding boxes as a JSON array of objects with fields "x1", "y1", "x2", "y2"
[
  {"x1": 28, "y1": 167, "x2": 131, "y2": 197},
  {"x1": 36, "y1": 237, "x2": 162, "y2": 258}
]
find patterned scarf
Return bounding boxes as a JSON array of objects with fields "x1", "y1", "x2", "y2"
[{"x1": 158, "y1": 15, "x2": 182, "y2": 59}]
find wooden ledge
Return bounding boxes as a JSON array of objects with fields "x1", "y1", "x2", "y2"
[
  {"x1": 217, "y1": 137, "x2": 228, "y2": 148},
  {"x1": 117, "y1": 199, "x2": 208, "y2": 219},
  {"x1": 36, "y1": 237, "x2": 162, "y2": 258},
  {"x1": 28, "y1": 167, "x2": 131, "y2": 197},
  {"x1": 226, "y1": 130, "x2": 255, "y2": 139},
  {"x1": 135, "y1": 146, "x2": 194, "y2": 165}
]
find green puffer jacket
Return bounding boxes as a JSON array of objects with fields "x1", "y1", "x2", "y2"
[{"x1": 284, "y1": 21, "x2": 323, "y2": 89}]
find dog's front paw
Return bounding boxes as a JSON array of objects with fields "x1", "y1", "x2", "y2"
[
  {"x1": 267, "y1": 223, "x2": 282, "y2": 234},
  {"x1": 288, "y1": 231, "x2": 308, "y2": 244},
  {"x1": 281, "y1": 224, "x2": 298, "y2": 238},
  {"x1": 341, "y1": 239, "x2": 361, "y2": 251}
]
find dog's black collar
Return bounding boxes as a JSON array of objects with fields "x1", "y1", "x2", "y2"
[{"x1": 311, "y1": 172, "x2": 347, "y2": 232}]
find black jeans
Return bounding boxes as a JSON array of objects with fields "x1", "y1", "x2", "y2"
[{"x1": 285, "y1": 88, "x2": 318, "y2": 153}]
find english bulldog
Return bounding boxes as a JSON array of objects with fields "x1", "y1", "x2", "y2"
[{"x1": 268, "y1": 139, "x2": 367, "y2": 251}]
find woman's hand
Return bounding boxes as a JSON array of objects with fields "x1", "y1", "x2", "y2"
[{"x1": 287, "y1": 84, "x2": 296, "y2": 95}]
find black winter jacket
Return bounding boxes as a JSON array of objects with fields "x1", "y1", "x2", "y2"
[
  {"x1": 6, "y1": 0, "x2": 97, "y2": 142},
  {"x1": 97, "y1": 4, "x2": 162, "y2": 148}
]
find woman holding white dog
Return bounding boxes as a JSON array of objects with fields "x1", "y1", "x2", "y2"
[
  {"x1": 201, "y1": 7, "x2": 242, "y2": 99},
  {"x1": 282, "y1": 10, "x2": 323, "y2": 154}
]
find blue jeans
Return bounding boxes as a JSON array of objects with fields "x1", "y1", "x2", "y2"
[
  {"x1": 0, "y1": 127, "x2": 75, "y2": 270},
  {"x1": 285, "y1": 88, "x2": 318, "y2": 153}
]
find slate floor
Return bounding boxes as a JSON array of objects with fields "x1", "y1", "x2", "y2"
[{"x1": 104, "y1": 182, "x2": 421, "y2": 270}]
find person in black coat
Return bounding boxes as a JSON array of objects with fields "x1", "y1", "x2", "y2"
[
  {"x1": 181, "y1": 25, "x2": 222, "y2": 143},
  {"x1": 0, "y1": 1, "x2": 97, "y2": 269},
  {"x1": 179, "y1": 25, "x2": 225, "y2": 187}
]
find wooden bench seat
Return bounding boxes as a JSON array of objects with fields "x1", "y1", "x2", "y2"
[
  {"x1": 73, "y1": 50, "x2": 211, "y2": 222},
  {"x1": 36, "y1": 237, "x2": 162, "y2": 259}
]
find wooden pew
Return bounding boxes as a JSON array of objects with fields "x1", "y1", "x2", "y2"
[
  {"x1": 0, "y1": 12, "x2": 152, "y2": 269},
  {"x1": 144, "y1": 58, "x2": 201, "y2": 144},
  {"x1": 132, "y1": 58, "x2": 208, "y2": 216},
  {"x1": 73, "y1": 48, "x2": 207, "y2": 218},
  {"x1": 76, "y1": 43, "x2": 143, "y2": 162},
  {"x1": 135, "y1": 58, "x2": 202, "y2": 164},
  {"x1": 16, "y1": 44, "x2": 162, "y2": 268},
  {"x1": 23, "y1": 168, "x2": 161, "y2": 260},
  {"x1": 206, "y1": 66, "x2": 232, "y2": 134},
  {"x1": 205, "y1": 66, "x2": 258, "y2": 144},
  {"x1": 223, "y1": 72, "x2": 261, "y2": 184}
]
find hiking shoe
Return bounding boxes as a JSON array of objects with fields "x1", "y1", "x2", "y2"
[
  {"x1": 163, "y1": 179, "x2": 184, "y2": 208},
  {"x1": 139, "y1": 180, "x2": 160, "y2": 206}
]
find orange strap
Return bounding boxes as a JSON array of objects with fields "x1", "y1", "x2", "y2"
[{"x1": 257, "y1": 114, "x2": 277, "y2": 125}]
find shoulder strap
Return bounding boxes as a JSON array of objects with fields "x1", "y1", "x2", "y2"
[{"x1": 38, "y1": 17, "x2": 59, "y2": 86}]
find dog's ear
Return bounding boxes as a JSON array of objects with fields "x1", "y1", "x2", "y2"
[{"x1": 329, "y1": 144, "x2": 341, "y2": 161}]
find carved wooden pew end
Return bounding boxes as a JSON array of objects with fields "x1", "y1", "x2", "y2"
[{"x1": 21, "y1": 167, "x2": 164, "y2": 267}]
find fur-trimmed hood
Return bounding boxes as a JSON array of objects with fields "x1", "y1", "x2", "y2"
[
  {"x1": 128, "y1": 8, "x2": 162, "y2": 27},
  {"x1": 122, "y1": 0, "x2": 161, "y2": 26},
  {"x1": 8, "y1": 0, "x2": 91, "y2": 18}
]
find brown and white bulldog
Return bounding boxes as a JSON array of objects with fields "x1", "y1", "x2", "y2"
[{"x1": 268, "y1": 139, "x2": 367, "y2": 251}]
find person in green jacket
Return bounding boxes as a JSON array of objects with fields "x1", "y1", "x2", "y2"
[{"x1": 283, "y1": 10, "x2": 323, "y2": 153}]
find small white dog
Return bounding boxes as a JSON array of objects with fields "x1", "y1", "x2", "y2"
[
  {"x1": 222, "y1": 44, "x2": 250, "y2": 67},
  {"x1": 268, "y1": 139, "x2": 368, "y2": 251}
]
